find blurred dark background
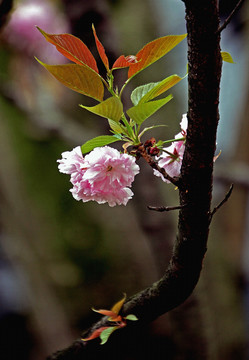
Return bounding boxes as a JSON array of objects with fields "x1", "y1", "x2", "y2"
[{"x1": 0, "y1": 0, "x2": 248, "y2": 359}]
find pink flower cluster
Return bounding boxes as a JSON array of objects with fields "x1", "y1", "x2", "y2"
[
  {"x1": 3, "y1": 0, "x2": 69, "y2": 60},
  {"x1": 58, "y1": 146, "x2": 140, "y2": 207},
  {"x1": 154, "y1": 114, "x2": 188, "y2": 183}
]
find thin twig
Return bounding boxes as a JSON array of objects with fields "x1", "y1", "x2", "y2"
[
  {"x1": 135, "y1": 144, "x2": 180, "y2": 187},
  {"x1": 216, "y1": 0, "x2": 244, "y2": 34},
  {"x1": 209, "y1": 184, "x2": 234, "y2": 221},
  {"x1": 147, "y1": 204, "x2": 187, "y2": 212}
]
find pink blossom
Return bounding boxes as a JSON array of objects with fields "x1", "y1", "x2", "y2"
[
  {"x1": 180, "y1": 113, "x2": 188, "y2": 136},
  {"x1": 154, "y1": 114, "x2": 188, "y2": 183},
  {"x1": 58, "y1": 146, "x2": 140, "y2": 207},
  {"x1": 58, "y1": 146, "x2": 85, "y2": 175},
  {"x1": 3, "y1": 0, "x2": 70, "y2": 61}
]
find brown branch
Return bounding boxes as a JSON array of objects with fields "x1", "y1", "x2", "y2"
[
  {"x1": 209, "y1": 184, "x2": 234, "y2": 221},
  {"x1": 216, "y1": 0, "x2": 245, "y2": 34},
  {"x1": 47, "y1": 1, "x2": 222, "y2": 358},
  {"x1": 135, "y1": 144, "x2": 180, "y2": 187},
  {"x1": 147, "y1": 204, "x2": 187, "y2": 212}
]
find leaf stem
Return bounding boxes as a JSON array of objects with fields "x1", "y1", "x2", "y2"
[
  {"x1": 119, "y1": 77, "x2": 132, "y2": 98},
  {"x1": 121, "y1": 115, "x2": 136, "y2": 142},
  {"x1": 160, "y1": 137, "x2": 185, "y2": 145}
]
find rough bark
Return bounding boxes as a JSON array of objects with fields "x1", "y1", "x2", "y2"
[{"x1": 47, "y1": 1, "x2": 222, "y2": 358}]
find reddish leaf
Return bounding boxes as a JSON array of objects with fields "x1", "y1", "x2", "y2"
[
  {"x1": 109, "y1": 315, "x2": 123, "y2": 322},
  {"x1": 36, "y1": 58, "x2": 104, "y2": 101},
  {"x1": 112, "y1": 55, "x2": 138, "y2": 69},
  {"x1": 93, "y1": 309, "x2": 117, "y2": 317},
  {"x1": 82, "y1": 327, "x2": 109, "y2": 341},
  {"x1": 37, "y1": 27, "x2": 98, "y2": 73},
  {"x1": 128, "y1": 34, "x2": 186, "y2": 79},
  {"x1": 92, "y1": 24, "x2": 109, "y2": 71},
  {"x1": 93, "y1": 309, "x2": 122, "y2": 322}
]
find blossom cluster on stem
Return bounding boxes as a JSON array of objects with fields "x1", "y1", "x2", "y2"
[{"x1": 58, "y1": 146, "x2": 140, "y2": 207}]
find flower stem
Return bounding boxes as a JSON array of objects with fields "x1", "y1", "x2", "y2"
[{"x1": 135, "y1": 144, "x2": 180, "y2": 186}]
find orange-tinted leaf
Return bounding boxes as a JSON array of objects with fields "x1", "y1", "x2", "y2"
[
  {"x1": 111, "y1": 294, "x2": 126, "y2": 315},
  {"x1": 128, "y1": 34, "x2": 186, "y2": 79},
  {"x1": 112, "y1": 55, "x2": 138, "y2": 69},
  {"x1": 92, "y1": 309, "x2": 117, "y2": 317},
  {"x1": 92, "y1": 308, "x2": 122, "y2": 322},
  {"x1": 36, "y1": 58, "x2": 104, "y2": 101},
  {"x1": 82, "y1": 327, "x2": 109, "y2": 341},
  {"x1": 37, "y1": 27, "x2": 98, "y2": 73},
  {"x1": 109, "y1": 315, "x2": 123, "y2": 322},
  {"x1": 92, "y1": 24, "x2": 109, "y2": 71}
]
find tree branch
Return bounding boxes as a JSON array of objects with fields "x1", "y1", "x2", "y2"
[
  {"x1": 209, "y1": 184, "x2": 234, "y2": 221},
  {"x1": 147, "y1": 204, "x2": 186, "y2": 212},
  {"x1": 216, "y1": 0, "x2": 245, "y2": 34},
  {"x1": 47, "y1": 1, "x2": 223, "y2": 358},
  {"x1": 135, "y1": 144, "x2": 180, "y2": 187}
]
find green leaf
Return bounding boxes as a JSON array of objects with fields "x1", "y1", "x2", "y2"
[
  {"x1": 140, "y1": 75, "x2": 182, "y2": 103},
  {"x1": 108, "y1": 119, "x2": 123, "y2": 134},
  {"x1": 81, "y1": 135, "x2": 120, "y2": 154},
  {"x1": 131, "y1": 83, "x2": 158, "y2": 106},
  {"x1": 131, "y1": 75, "x2": 182, "y2": 105},
  {"x1": 125, "y1": 314, "x2": 138, "y2": 321},
  {"x1": 221, "y1": 51, "x2": 235, "y2": 64},
  {"x1": 126, "y1": 94, "x2": 173, "y2": 125},
  {"x1": 100, "y1": 326, "x2": 119, "y2": 345},
  {"x1": 80, "y1": 96, "x2": 123, "y2": 122},
  {"x1": 128, "y1": 34, "x2": 186, "y2": 79},
  {"x1": 36, "y1": 58, "x2": 104, "y2": 101}
]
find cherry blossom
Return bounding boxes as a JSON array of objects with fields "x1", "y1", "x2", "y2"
[
  {"x1": 58, "y1": 146, "x2": 139, "y2": 207},
  {"x1": 3, "y1": 0, "x2": 69, "y2": 60},
  {"x1": 154, "y1": 114, "x2": 188, "y2": 183}
]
